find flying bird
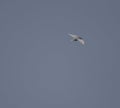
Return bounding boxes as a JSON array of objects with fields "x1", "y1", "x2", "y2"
[{"x1": 68, "y1": 34, "x2": 85, "y2": 45}]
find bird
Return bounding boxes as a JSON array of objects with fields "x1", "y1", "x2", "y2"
[{"x1": 68, "y1": 33, "x2": 85, "y2": 45}]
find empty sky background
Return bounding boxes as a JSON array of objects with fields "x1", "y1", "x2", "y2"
[{"x1": 0, "y1": 0, "x2": 120, "y2": 108}]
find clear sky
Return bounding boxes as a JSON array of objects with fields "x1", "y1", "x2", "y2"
[{"x1": 0, "y1": 0, "x2": 120, "y2": 108}]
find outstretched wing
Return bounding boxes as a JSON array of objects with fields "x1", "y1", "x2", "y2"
[
  {"x1": 68, "y1": 34, "x2": 78, "y2": 38},
  {"x1": 78, "y1": 39, "x2": 85, "y2": 45}
]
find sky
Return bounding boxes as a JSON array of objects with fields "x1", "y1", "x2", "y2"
[{"x1": 0, "y1": 0, "x2": 120, "y2": 108}]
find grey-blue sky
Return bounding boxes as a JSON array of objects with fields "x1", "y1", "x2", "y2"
[{"x1": 0, "y1": 0, "x2": 120, "y2": 108}]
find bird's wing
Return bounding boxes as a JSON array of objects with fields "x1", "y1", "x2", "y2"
[
  {"x1": 78, "y1": 39, "x2": 85, "y2": 45},
  {"x1": 68, "y1": 34, "x2": 78, "y2": 38}
]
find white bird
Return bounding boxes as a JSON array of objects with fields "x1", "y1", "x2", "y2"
[{"x1": 68, "y1": 33, "x2": 85, "y2": 45}]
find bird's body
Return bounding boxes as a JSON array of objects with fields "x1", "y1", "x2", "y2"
[{"x1": 68, "y1": 34, "x2": 85, "y2": 45}]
